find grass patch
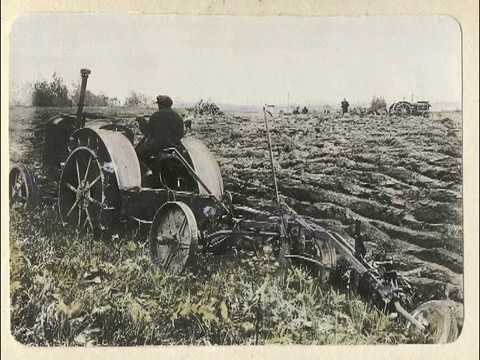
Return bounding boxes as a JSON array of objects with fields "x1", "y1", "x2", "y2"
[{"x1": 10, "y1": 204, "x2": 412, "y2": 345}]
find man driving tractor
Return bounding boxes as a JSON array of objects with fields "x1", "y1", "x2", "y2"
[{"x1": 136, "y1": 95, "x2": 185, "y2": 162}]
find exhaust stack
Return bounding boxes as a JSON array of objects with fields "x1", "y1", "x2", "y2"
[{"x1": 76, "y1": 68, "x2": 91, "y2": 120}]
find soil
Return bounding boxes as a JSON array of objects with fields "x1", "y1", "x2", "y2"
[{"x1": 9, "y1": 105, "x2": 463, "y2": 308}]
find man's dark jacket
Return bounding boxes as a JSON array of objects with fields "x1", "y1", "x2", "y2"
[{"x1": 148, "y1": 108, "x2": 185, "y2": 148}]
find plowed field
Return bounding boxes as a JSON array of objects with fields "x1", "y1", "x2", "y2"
[{"x1": 9, "y1": 106, "x2": 463, "y2": 335}]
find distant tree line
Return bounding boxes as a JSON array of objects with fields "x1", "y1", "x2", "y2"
[
  {"x1": 32, "y1": 73, "x2": 72, "y2": 106},
  {"x1": 30, "y1": 73, "x2": 121, "y2": 107}
]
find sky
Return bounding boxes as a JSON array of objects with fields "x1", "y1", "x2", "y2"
[{"x1": 10, "y1": 14, "x2": 461, "y2": 107}]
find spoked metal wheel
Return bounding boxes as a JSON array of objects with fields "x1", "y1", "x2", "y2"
[
  {"x1": 149, "y1": 202, "x2": 198, "y2": 274},
  {"x1": 60, "y1": 127, "x2": 141, "y2": 234},
  {"x1": 58, "y1": 146, "x2": 116, "y2": 233},
  {"x1": 408, "y1": 300, "x2": 459, "y2": 343},
  {"x1": 9, "y1": 164, "x2": 38, "y2": 209}
]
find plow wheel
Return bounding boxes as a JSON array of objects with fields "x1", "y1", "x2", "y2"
[
  {"x1": 9, "y1": 164, "x2": 38, "y2": 209},
  {"x1": 149, "y1": 202, "x2": 198, "y2": 274},
  {"x1": 59, "y1": 146, "x2": 118, "y2": 233},
  {"x1": 408, "y1": 300, "x2": 459, "y2": 343},
  {"x1": 313, "y1": 239, "x2": 337, "y2": 284}
]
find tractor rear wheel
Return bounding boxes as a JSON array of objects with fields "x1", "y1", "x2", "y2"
[
  {"x1": 59, "y1": 127, "x2": 141, "y2": 234},
  {"x1": 99, "y1": 124, "x2": 135, "y2": 144},
  {"x1": 149, "y1": 202, "x2": 198, "y2": 274},
  {"x1": 393, "y1": 102, "x2": 412, "y2": 116},
  {"x1": 58, "y1": 146, "x2": 119, "y2": 233}
]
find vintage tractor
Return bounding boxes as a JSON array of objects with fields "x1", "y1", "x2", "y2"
[
  {"x1": 388, "y1": 100, "x2": 432, "y2": 117},
  {"x1": 9, "y1": 69, "x2": 458, "y2": 343}
]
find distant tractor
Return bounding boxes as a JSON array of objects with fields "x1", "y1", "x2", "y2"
[{"x1": 389, "y1": 100, "x2": 432, "y2": 117}]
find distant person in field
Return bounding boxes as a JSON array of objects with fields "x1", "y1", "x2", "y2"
[
  {"x1": 136, "y1": 95, "x2": 185, "y2": 161},
  {"x1": 341, "y1": 98, "x2": 350, "y2": 115}
]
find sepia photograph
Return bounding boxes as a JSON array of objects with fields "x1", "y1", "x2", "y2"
[{"x1": 8, "y1": 14, "x2": 464, "y2": 346}]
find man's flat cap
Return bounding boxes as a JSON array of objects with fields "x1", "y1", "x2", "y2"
[{"x1": 156, "y1": 95, "x2": 173, "y2": 108}]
